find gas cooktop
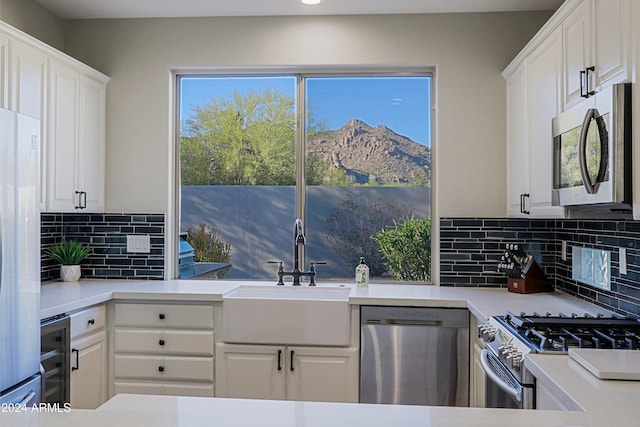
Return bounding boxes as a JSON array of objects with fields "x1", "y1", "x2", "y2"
[{"x1": 494, "y1": 311, "x2": 640, "y2": 353}]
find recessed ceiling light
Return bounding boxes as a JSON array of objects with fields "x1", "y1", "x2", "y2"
[{"x1": 301, "y1": 0, "x2": 321, "y2": 5}]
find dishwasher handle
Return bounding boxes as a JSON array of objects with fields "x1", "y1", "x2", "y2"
[{"x1": 365, "y1": 319, "x2": 444, "y2": 327}]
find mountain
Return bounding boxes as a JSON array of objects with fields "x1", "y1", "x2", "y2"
[{"x1": 307, "y1": 119, "x2": 431, "y2": 185}]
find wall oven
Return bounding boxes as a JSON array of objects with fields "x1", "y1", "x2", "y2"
[{"x1": 552, "y1": 83, "x2": 632, "y2": 211}]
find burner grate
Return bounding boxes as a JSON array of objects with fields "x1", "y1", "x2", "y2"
[{"x1": 495, "y1": 312, "x2": 640, "y2": 353}]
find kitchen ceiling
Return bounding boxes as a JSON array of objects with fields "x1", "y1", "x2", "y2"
[{"x1": 35, "y1": 0, "x2": 564, "y2": 20}]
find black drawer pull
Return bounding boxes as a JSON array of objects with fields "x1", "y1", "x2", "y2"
[
  {"x1": 159, "y1": 313, "x2": 165, "y2": 320},
  {"x1": 87, "y1": 318, "x2": 95, "y2": 325},
  {"x1": 158, "y1": 366, "x2": 165, "y2": 372},
  {"x1": 159, "y1": 339, "x2": 165, "y2": 346}
]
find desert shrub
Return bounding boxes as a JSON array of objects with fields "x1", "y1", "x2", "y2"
[
  {"x1": 185, "y1": 224, "x2": 232, "y2": 263},
  {"x1": 325, "y1": 195, "x2": 412, "y2": 276},
  {"x1": 372, "y1": 216, "x2": 431, "y2": 281}
]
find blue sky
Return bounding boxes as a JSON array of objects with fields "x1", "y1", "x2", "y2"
[{"x1": 180, "y1": 75, "x2": 431, "y2": 146}]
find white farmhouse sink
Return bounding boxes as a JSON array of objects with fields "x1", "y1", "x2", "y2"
[{"x1": 222, "y1": 285, "x2": 352, "y2": 346}]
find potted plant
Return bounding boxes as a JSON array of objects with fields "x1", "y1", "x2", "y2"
[{"x1": 46, "y1": 240, "x2": 91, "y2": 282}]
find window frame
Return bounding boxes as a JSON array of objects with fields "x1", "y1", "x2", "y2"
[{"x1": 172, "y1": 68, "x2": 436, "y2": 282}]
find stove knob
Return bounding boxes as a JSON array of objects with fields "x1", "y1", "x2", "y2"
[
  {"x1": 482, "y1": 326, "x2": 496, "y2": 342},
  {"x1": 499, "y1": 345, "x2": 514, "y2": 359},
  {"x1": 511, "y1": 353, "x2": 524, "y2": 371}
]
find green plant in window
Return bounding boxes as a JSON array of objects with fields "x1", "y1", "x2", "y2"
[
  {"x1": 185, "y1": 224, "x2": 232, "y2": 263},
  {"x1": 372, "y1": 216, "x2": 431, "y2": 281}
]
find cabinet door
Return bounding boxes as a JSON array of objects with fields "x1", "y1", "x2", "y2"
[
  {"x1": 9, "y1": 40, "x2": 47, "y2": 120},
  {"x1": 47, "y1": 60, "x2": 79, "y2": 211},
  {"x1": 593, "y1": 0, "x2": 632, "y2": 88},
  {"x1": 506, "y1": 62, "x2": 529, "y2": 217},
  {"x1": 526, "y1": 27, "x2": 565, "y2": 218},
  {"x1": 215, "y1": 343, "x2": 286, "y2": 400},
  {"x1": 10, "y1": 40, "x2": 47, "y2": 208},
  {"x1": 70, "y1": 331, "x2": 107, "y2": 409},
  {"x1": 0, "y1": 34, "x2": 8, "y2": 108},
  {"x1": 287, "y1": 346, "x2": 358, "y2": 403},
  {"x1": 77, "y1": 74, "x2": 105, "y2": 212},
  {"x1": 562, "y1": 1, "x2": 592, "y2": 110}
]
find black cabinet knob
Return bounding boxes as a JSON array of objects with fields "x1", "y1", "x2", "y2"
[
  {"x1": 158, "y1": 366, "x2": 165, "y2": 372},
  {"x1": 87, "y1": 319, "x2": 95, "y2": 325},
  {"x1": 159, "y1": 313, "x2": 165, "y2": 320},
  {"x1": 159, "y1": 339, "x2": 165, "y2": 346}
]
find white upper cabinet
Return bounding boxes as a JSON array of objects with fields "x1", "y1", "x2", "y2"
[
  {"x1": 504, "y1": 0, "x2": 635, "y2": 218},
  {"x1": 505, "y1": 27, "x2": 565, "y2": 218},
  {"x1": 506, "y1": 62, "x2": 529, "y2": 217},
  {"x1": 0, "y1": 21, "x2": 108, "y2": 213},
  {"x1": 9, "y1": 40, "x2": 47, "y2": 121},
  {"x1": 47, "y1": 58, "x2": 106, "y2": 212},
  {"x1": 562, "y1": 1, "x2": 592, "y2": 109},
  {"x1": 526, "y1": 27, "x2": 565, "y2": 218},
  {"x1": 0, "y1": 34, "x2": 8, "y2": 108},
  {"x1": 562, "y1": 0, "x2": 633, "y2": 110},
  {"x1": 592, "y1": 0, "x2": 633, "y2": 88}
]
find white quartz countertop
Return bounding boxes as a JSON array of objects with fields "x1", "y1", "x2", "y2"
[
  {"x1": 20, "y1": 280, "x2": 637, "y2": 426},
  {"x1": 40, "y1": 279, "x2": 611, "y2": 321},
  {"x1": 1, "y1": 388, "x2": 636, "y2": 427}
]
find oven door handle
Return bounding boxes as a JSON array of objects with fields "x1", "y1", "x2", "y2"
[{"x1": 480, "y1": 349, "x2": 522, "y2": 401}]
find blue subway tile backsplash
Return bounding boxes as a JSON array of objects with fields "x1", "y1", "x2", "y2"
[
  {"x1": 41, "y1": 213, "x2": 165, "y2": 281},
  {"x1": 440, "y1": 218, "x2": 640, "y2": 318}
]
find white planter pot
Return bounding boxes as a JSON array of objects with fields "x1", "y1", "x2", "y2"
[{"x1": 60, "y1": 265, "x2": 81, "y2": 282}]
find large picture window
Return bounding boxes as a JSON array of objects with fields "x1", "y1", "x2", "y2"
[{"x1": 178, "y1": 73, "x2": 431, "y2": 282}]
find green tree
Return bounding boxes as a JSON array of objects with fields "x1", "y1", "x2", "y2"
[{"x1": 181, "y1": 88, "x2": 329, "y2": 186}]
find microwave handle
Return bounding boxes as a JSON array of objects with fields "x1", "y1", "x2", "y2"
[{"x1": 578, "y1": 108, "x2": 608, "y2": 194}]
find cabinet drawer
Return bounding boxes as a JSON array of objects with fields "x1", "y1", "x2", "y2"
[
  {"x1": 114, "y1": 355, "x2": 214, "y2": 382},
  {"x1": 113, "y1": 381, "x2": 214, "y2": 397},
  {"x1": 114, "y1": 329, "x2": 214, "y2": 356},
  {"x1": 114, "y1": 303, "x2": 214, "y2": 329},
  {"x1": 70, "y1": 305, "x2": 106, "y2": 339}
]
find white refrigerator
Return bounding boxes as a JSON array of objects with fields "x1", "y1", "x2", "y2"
[{"x1": 0, "y1": 108, "x2": 41, "y2": 405}]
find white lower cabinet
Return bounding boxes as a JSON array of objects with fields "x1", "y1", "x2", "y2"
[
  {"x1": 111, "y1": 302, "x2": 215, "y2": 398},
  {"x1": 70, "y1": 305, "x2": 107, "y2": 409},
  {"x1": 216, "y1": 343, "x2": 359, "y2": 403}
]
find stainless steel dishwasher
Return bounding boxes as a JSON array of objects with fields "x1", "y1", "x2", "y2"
[{"x1": 360, "y1": 306, "x2": 469, "y2": 406}]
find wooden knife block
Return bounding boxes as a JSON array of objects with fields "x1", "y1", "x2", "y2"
[{"x1": 507, "y1": 260, "x2": 553, "y2": 294}]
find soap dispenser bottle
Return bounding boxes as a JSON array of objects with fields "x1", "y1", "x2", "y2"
[{"x1": 355, "y1": 256, "x2": 369, "y2": 287}]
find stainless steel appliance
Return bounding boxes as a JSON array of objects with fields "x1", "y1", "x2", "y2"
[
  {"x1": 552, "y1": 83, "x2": 632, "y2": 211},
  {"x1": 0, "y1": 108, "x2": 41, "y2": 405},
  {"x1": 360, "y1": 306, "x2": 469, "y2": 406},
  {"x1": 40, "y1": 315, "x2": 70, "y2": 404},
  {"x1": 478, "y1": 311, "x2": 640, "y2": 409}
]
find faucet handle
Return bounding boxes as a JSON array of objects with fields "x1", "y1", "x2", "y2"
[
  {"x1": 307, "y1": 262, "x2": 326, "y2": 287},
  {"x1": 267, "y1": 261, "x2": 285, "y2": 285}
]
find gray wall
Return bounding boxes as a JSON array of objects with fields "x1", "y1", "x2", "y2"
[
  {"x1": 60, "y1": 12, "x2": 551, "y2": 217},
  {"x1": 0, "y1": 0, "x2": 64, "y2": 49},
  {"x1": 181, "y1": 185, "x2": 430, "y2": 279}
]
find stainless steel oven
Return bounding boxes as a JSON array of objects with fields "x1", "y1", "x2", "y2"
[
  {"x1": 478, "y1": 310, "x2": 640, "y2": 410},
  {"x1": 480, "y1": 348, "x2": 534, "y2": 409},
  {"x1": 478, "y1": 316, "x2": 535, "y2": 409}
]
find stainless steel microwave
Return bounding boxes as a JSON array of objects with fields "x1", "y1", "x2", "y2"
[{"x1": 552, "y1": 83, "x2": 632, "y2": 211}]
